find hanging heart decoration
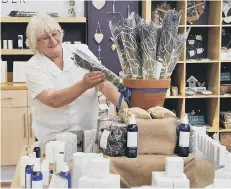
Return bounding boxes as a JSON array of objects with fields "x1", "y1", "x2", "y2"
[
  {"x1": 92, "y1": 0, "x2": 105, "y2": 10},
  {"x1": 94, "y1": 33, "x2": 104, "y2": 44},
  {"x1": 94, "y1": 22, "x2": 104, "y2": 44}
]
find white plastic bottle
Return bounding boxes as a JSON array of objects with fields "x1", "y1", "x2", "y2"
[{"x1": 32, "y1": 160, "x2": 43, "y2": 189}]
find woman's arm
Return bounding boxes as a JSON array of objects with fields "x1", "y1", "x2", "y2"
[
  {"x1": 97, "y1": 81, "x2": 128, "y2": 110},
  {"x1": 36, "y1": 72, "x2": 105, "y2": 108}
]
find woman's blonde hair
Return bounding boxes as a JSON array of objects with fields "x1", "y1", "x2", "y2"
[{"x1": 26, "y1": 13, "x2": 64, "y2": 52}]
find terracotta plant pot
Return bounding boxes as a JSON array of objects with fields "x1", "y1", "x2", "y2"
[{"x1": 123, "y1": 78, "x2": 171, "y2": 110}]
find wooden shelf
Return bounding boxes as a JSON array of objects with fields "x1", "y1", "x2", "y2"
[
  {"x1": 186, "y1": 60, "x2": 219, "y2": 63},
  {"x1": 1, "y1": 49, "x2": 34, "y2": 55},
  {"x1": 166, "y1": 96, "x2": 184, "y2": 99},
  {"x1": 207, "y1": 128, "x2": 219, "y2": 132},
  {"x1": 0, "y1": 17, "x2": 86, "y2": 23},
  {"x1": 1, "y1": 82, "x2": 27, "y2": 90},
  {"x1": 185, "y1": 95, "x2": 218, "y2": 98},
  {"x1": 220, "y1": 95, "x2": 231, "y2": 98},
  {"x1": 186, "y1": 25, "x2": 221, "y2": 27},
  {"x1": 221, "y1": 60, "x2": 231, "y2": 63},
  {"x1": 219, "y1": 129, "x2": 231, "y2": 132}
]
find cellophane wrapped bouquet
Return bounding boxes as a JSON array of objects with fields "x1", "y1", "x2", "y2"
[
  {"x1": 109, "y1": 9, "x2": 190, "y2": 80},
  {"x1": 71, "y1": 9, "x2": 190, "y2": 88}
]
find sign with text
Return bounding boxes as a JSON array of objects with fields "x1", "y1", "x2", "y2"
[
  {"x1": 1, "y1": 0, "x2": 85, "y2": 17},
  {"x1": 221, "y1": 72, "x2": 231, "y2": 82}
]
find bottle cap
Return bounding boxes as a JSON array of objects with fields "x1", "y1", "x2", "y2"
[
  {"x1": 61, "y1": 162, "x2": 69, "y2": 172},
  {"x1": 129, "y1": 114, "x2": 136, "y2": 125}
]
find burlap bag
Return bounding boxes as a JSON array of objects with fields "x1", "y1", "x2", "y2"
[
  {"x1": 108, "y1": 154, "x2": 197, "y2": 188},
  {"x1": 136, "y1": 118, "x2": 180, "y2": 155},
  {"x1": 119, "y1": 107, "x2": 152, "y2": 124},
  {"x1": 147, "y1": 106, "x2": 176, "y2": 119}
]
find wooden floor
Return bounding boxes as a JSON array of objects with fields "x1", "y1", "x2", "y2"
[{"x1": 1, "y1": 182, "x2": 11, "y2": 188}]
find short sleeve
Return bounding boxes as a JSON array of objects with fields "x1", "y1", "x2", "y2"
[{"x1": 25, "y1": 62, "x2": 54, "y2": 99}]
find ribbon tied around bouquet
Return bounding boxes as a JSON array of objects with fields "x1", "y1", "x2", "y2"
[{"x1": 117, "y1": 86, "x2": 168, "y2": 110}]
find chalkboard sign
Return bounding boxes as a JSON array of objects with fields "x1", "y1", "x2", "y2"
[
  {"x1": 221, "y1": 72, "x2": 231, "y2": 81},
  {"x1": 188, "y1": 115, "x2": 205, "y2": 126}
]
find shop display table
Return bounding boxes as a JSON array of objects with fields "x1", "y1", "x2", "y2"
[{"x1": 11, "y1": 146, "x2": 214, "y2": 188}]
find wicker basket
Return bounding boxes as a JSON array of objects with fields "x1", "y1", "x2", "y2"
[
  {"x1": 220, "y1": 132, "x2": 231, "y2": 152},
  {"x1": 220, "y1": 112, "x2": 231, "y2": 129},
  {"x1": 220, "y1": 84, "x2": 231, "y2": 94}
]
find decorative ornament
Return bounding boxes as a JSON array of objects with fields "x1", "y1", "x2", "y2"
[
  {"x1": 222, "y1": 1, "x2": 231, "y2": 23},
  {"x1": 92, "y1": 0, "x2": 105, "y2": 10},
  {"x1": 68, "y1": 0, "x2": 76, "y2": 17},
  {"x1": 110, "y1": 37, "x2": 116, "y2": 51},
  {"x1": 94, "y1": 22, "x2": 104, "y2": 44},
  {"x1": 97, "y1": 45, "x2": 103, "y2": 63},
  {"x1": 187, "y1": 0, "x2": 206, "y2": 24},
  {"x1": 106, "y1": 0, "x2": 123, "y2": 25},
  {"x1": 151, "y1": 1, "x2": 171, "y2": 24}
]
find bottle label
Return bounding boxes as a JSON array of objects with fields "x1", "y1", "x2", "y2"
[
  {"x1": 127, "y1": 132, "x2": 138, "y2": 147},
  {"x1": 100, "y1": 130, "x2": 110, "y2": 149},
  {"x1": 179, "y1": 131, "x2": 190, "y2": 147},
  {"x1": 25, "y1": 174, "x2": 31, "y2": 188},
  {"x1": 32, "y1": 181, "x2": 43, "y2": 189}
]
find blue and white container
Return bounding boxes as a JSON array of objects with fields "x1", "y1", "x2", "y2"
[
  {"x1": 32, "y1": 160, "x2": 43, "y2": 189},
  {"x1": 25, "y1": 155, "x2": 34, "y2": 189},
  {"x1": 60, "y1": 162, "x2": 71, "y2": 189}
]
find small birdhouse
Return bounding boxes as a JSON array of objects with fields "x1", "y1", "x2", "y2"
[{"x1": 187, "y1": 75, "x2": 198, "y2": 88}]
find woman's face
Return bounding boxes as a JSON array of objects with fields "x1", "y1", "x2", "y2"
[{"x1": 37, "y1": 30, "x2": 63, "y2": 58}]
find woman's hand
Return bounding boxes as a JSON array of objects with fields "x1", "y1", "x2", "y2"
[{"x1": 82, "y1": 71, "x2": 105, "y2": 89}]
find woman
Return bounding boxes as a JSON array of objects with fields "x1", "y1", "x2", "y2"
[{"x1": 25, "y1": 13, "x2": 127, "y2": 141}]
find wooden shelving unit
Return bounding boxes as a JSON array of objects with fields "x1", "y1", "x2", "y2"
[
  {"x1": 0, "y1": 17, "x2": 86, "y2": 23},
  {"x1": 1, "y1": 49, "x2": 34, "y2": 55},
  {"x1": 142, "y1": 0, "x2": 231, "y2": 133}
]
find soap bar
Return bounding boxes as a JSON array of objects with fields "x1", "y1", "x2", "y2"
[
  {"x1": 215, "y1": 168, "x2": 231, "y2": 179},
  {"x1": 217, "y1": 145, "x2": 227, "y2": 166},
  {"x1": 93, "y1": 174, "x2": 120, "y2": 188},
  {"x1": 190, "y1": 126, "x2": 206, "y2": 153},
  {"x1": 78, "y1": 174, "x2": 120, "y2": 188},
  {"x1": 13, "y1": 61, "x2": 27, "y2": 82},
  {"x1": 56, "y1": 132, "x2": 77, "y2": 162},
  {"x1": 1, "y1": 61, "x2": 7, "y2": 83},
  {"x1": 165, "y1": 157, "x2": 184, "y2": 178},
  {"x1": 152, "y1": 172, "x2": 173, "y2": 188},
  {"x1": 214, "y1": 179, "x2": 231, "y2": 188},
  {"x1": 20, "y1": 156, "x2": 29, "y2": 188},
  {"x1": 72, "y1": 152, "x2": 103, "y2": 188},
  {"x1": 45, "y1": 141, "x2": 65, "y2": 163},
  {"x1": 78, "y1": 176, "x2": 96, "y2": 188},
  {"x1": 173, "y1": 174, "x2": 190, "y2": 188},
  {"x1": 86, "y1": 158, "x2": 110, "y2": 178},
  {"x1": 224, "y1": 154, "x2": 231, "y2": 172}
]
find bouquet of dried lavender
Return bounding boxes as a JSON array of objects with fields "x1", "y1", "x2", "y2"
[
  {"x1": 72, "y1": 48, "x2": 122, "y2": 88},
  {"x1": 157, "y1": 10, "x2": 181, "y2": 71},
  {"x1": 137, "y1": 21, "x2": 161, "y2": 79},
  {"x1": 160, "y1": 28, "x2": 190, "y2": 79},
  {"x1": 109, "y1": 12, "x2": 142, "y2": 79}
]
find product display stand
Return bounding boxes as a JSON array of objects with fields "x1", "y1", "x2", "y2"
[{"x1": 142, "y1": 0, "x2": 231, "y2": 139}]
